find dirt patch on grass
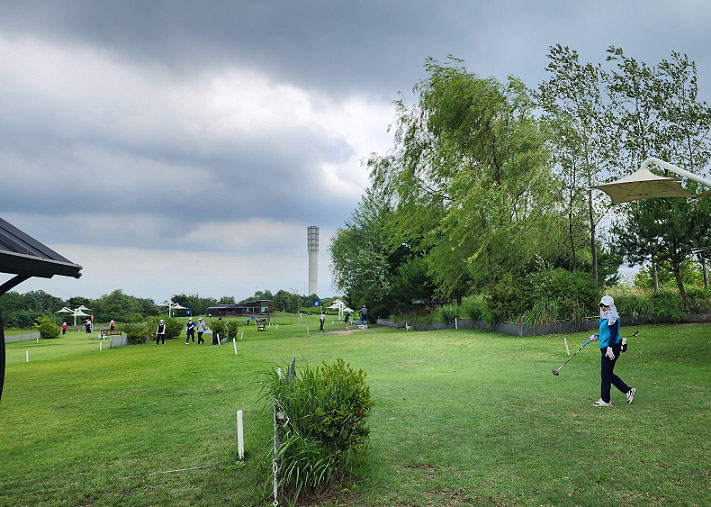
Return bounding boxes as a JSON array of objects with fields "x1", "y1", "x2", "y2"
[{"x1": 328, "y1": 328, "x2": 366, "y2": 336}]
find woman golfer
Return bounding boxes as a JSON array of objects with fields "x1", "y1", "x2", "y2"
[{"x1": 591, "y1": 295, "x2": 635, "y2": 406}]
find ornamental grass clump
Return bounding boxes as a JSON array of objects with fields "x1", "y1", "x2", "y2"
[{"x1": 263, "y1": 359, "x2": 373, "y2": 503}]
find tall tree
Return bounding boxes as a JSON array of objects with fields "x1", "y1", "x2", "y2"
[
  {"x1": 537, "y1": 44, "x2": 618, "y2": 281},
  {"x1": 370, "y1": 57, "x2": 556, "y2": 298},
  {"x1": 330, "y1": 187, "x2": 398, "y2": 317}
]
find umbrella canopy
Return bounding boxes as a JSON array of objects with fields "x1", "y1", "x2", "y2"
[
  {"x1": 55, "y1": 307, "x2": 72, "y2": 314},
  {"x1": 70, "y1": 309, "x2": 90, "y2": 326},
  {"x1": 593, "y1": 166, "x2": 691, "y2": 205}
]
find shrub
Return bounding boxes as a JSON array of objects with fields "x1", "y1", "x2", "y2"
[
  {"x1": 164, "y1": 318, "x2": 182, "y2": 339},
  {"x1": 124, "y1": 322, "x2": 149, "y2": 344},
  {"x1": 460, "y1": 296, "x2": 486, "y2": 321},
  {"x1": 434, "y1": 304, "x2": 460, "y2": 324},
  {"x1": 649, "y1": 290, "x2": 686, "y2": 322},
  {"x1": 226, "y1": 320, "x2": 239, "y2": 340},
  {"x1": 34, "y1": 316, "x2": 60, "y2": 339},
  {"x1": 613, "y1": 293, "x2": 652, "y2": 318},
  {"x1": 263, "y1": 359, "x2": 373, "y2": 503},
  {"x1": 520, "y1": 298, "x2": 560, "y2": 326},
  {"x1": 210, "y1": 319, "x2": 227, "y2": 341},
  {"x1": 686, "y1": 287, "x2": 711, "y2": 313}
]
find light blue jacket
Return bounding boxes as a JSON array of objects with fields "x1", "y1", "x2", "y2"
[{"x1": 599, "y1": 318, "x2": 621, "y2": 348}]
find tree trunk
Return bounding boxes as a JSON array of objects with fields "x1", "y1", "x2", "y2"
[
  {"x1": 651, "y1": 258, "x2": 659, "y2": 291},
  {"x1": 672, "y1": 259, "x2": 692, "y2": 313},
  {"x1": 588, "y1": 188, "x2": 598, "y2": 282},
  {"x1": 701, "y1": 256, "x2": 709, "y2": 288},
  {"x1": 568, "y1": 197, "x2": 577, "y2": 271}
]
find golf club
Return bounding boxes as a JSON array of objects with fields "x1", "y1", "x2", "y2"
[
  {"x1": 552, "y1": 337, "x2": 592, "y2": 376},
  {"x1": 552, "y1": 329, "x2": 639, "y2": 375}
]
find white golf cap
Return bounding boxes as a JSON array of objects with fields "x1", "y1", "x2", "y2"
[{"x1": 599, "y1": 295, "x2": 614, "y2": 307}]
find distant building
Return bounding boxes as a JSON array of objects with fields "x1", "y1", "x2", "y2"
[{"x1": 206, "y1": 300, "x2": 270, "y2": 317}]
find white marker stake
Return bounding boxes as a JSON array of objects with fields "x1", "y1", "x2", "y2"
[
  {"x1": 564, "y1": 338, "x2": 570, "y2": 356},
  {"x1": 100, "y1": 341, "x2": 102, "y2": 352},
  {"x1": 233, "y1": 338, "x2": 238, "y2": 356},
  {"x1": 237, "y1": 410, "x2": 244, "y2": 460},
  {"x1": 26, "y1": 350, "x2": 29, "y2": 363},
  {"x1": 240, "y1": 331, "x2": 244, "y2": 341},
  {"x1": 36, "y1": 337, "x2": 39, "y2": 344},
  {"x1": 217, "y1": 333, "x2": 220, "y2": 345},
  {"x1": 276, "y1": 324, "x2": 278, "y2": 330},
  {"x1": 455, "y1": 318, "x2": 458, "y2": 330},
  {"x1": 306, "y1": 326, "x2": 309, "y2": 335}
]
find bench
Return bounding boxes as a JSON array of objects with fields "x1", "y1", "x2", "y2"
[{"x1": 95, "y1": 328, "x2": 122, "y2": 340}]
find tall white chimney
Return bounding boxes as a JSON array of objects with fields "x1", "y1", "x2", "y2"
[{"x1": 307, "y1": 226, "x2": 319, "y2": 296}]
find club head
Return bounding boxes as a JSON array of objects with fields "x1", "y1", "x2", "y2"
[{"x1": 552, "y1": 370, "x2": 559, "y2": 376}]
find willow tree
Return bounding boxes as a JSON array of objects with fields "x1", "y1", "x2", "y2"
[{"x1": 369, "y1": 58, "x2": 557, "y2": 299}]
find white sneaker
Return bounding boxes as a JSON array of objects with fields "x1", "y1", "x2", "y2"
[
  {"x1": 626, "y1": 388, "x2": 636, "y2": 405},
  {"x1": 593, "y1": 399, "x2": 612, "y2": 407}
]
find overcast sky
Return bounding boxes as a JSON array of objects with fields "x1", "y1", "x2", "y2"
[{"x1": 2, "y1": 1, "x2": 710, "y2": 302}]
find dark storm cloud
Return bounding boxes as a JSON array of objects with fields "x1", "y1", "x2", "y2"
[{"x1": 2, "y1": 0, "x2": 711, "y2": 98}]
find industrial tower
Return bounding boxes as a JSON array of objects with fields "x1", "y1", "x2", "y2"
[{"x1": 307, "y1": 226, "x2": 319, "y2": 296}]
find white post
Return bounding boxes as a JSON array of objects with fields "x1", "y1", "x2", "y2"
[
  {"x1": 233, "y1": 338, "x2": 238, "y2": 356},
  {"x1": 26, "y1": 350, "x2": 29, "y2": 363},
  {"x1": 277, "y1": 367, "x2": 282, "y2": 378},
  {"x1": 276, "y1": 324, "x2": 278, "y2": 330},
  {"x1": 237, "y1": 410, "x2": 244, "y2": 460},
  {"x1": 100, "y1": 341, "x2": 102, "y2": 352},
  {"x1": 36, "y1": 336, "x2": 39, "y2": 344},
  {"x1": 306, "y1": 326, "x2": 309, "y2": 334},
  {"x1": 455, "y1": 318, "x2": 458, "y2": 330},
  {"x1": 240, "y1": 331, "x2": 244, "y2": 341},
  {"x1": 217, "y1": 333, "x2": 220, "y2": 345},
  {"x1": 564, "y1": 338, "x2": 570, "y2": 356}
]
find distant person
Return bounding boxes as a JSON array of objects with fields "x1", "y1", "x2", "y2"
[
  {"x1": 109, "y1": 320, "x2": 115, "y2": 331},
  {"x1": 196, "y1": 317, "x2": 206, "y2": 345},
  {"x1": 360, "y1": 306, "x2": 367, "y2": 326},
  {"x1": 344, "y1": 311, "x2": 350, "y2": 329},
  {"x1": 590, "y1": 295, "x2": 635, "y2": 407},
  {"x1": 61, "y1": 322, "x2": 67, "y2": 335},
  {"x1": 319, "y1": 310, "x2": 326, "y2": 331},
  {"x1": 185, "y1": 317, "x2": 196, "y2": 344},
  {"x1": 85, "y1": 319, "x2": 92, "y2": 334},
  {"x1": 156, "y1": 319, "x2": 166, "y2": 345}
]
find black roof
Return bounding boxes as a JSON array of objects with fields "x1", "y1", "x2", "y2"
[{"x1": 0, "y1": 217, "x2": 82, "y2": 279}]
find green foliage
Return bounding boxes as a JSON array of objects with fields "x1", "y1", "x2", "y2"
[
  {"x1": 686, "y1": 287, "x2": 711, "y2": 313},
  {"x1": 486, "y1": 269, "x2": 600, "y2": 324},
  {"x1": 226, "y1": 320, "x2": 239, "y2": 340},
  {"x1": 460, "y1": 296, "x2": 486, "y2": 321},
  {"x1": 124, "y1": 322, "x2": 149, "y2": 345},
  {"x1": 612, "y1": 294, "x2": 652, "y2": 318},
  {"x1": 263, "y1": 359, "x2": 373, "y2": 503},
  {"x1": 210, "y1": 319, "x2": 227, "y2": 341},
  {"x1": 164, "y1": 318, "x2": 182, "y2": 339},
  {"x1": 34, "y1": 316, "x2": 60, "y2": 339},
  {"x1": 649, "y1": 290, "x2": 687, "y2": 322}
]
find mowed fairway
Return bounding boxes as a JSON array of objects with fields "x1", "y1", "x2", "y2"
[{"x1": 1, "y1": 316, "x2": 709, "y2": 506}]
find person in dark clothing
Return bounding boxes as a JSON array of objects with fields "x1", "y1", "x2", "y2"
[
  {"x1": 85, "y1": 319, "x2": 92, "y2": 334},
  {"x1": 185, "y1": 318, "x2": 196, "y2": 344},
  {"x1": 319, "y1": 311, "x2": 326, "y2": 331},
  {"x1": 360, "y1": 306, "x2": 367, "y2": 326},
  {"x1": 156, "y1": 319, "x2": 166, "y2": 345},
  {"x1": 344, "y1": 311, "x2": 350, "y2": 329},
  {"x1": 590, "y1": 295, "x2": 636, "y2": 406}
]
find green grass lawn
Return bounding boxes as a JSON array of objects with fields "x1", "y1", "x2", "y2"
[{"x1": 1, "y1": 314, "x2": 709, "y2": 506}]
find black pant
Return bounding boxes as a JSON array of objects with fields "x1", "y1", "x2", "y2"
[
  {"x1": 600, "y1": 342, "x2": 630, "y2": 402},
  {"x1": 197, "y1": 332, "x2": 204, "y2": 344},
  {"x1": 156, "y1": 333, "x2": 165, "y2": 345},
  {"x1": 319, "y1": 320, "x2": 324, "y2": 331},
  {"x1": 186, "y1": 330, "x2": 195, "y2": 343}
]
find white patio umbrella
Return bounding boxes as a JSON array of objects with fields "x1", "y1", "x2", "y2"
[
  {"x1": 159, "y1": 301, "x2": 188, "y2": 317},
  {"x1": 70, "y1": 309, "x2": 90, "y2": 326},
  {"x1": 594, "y1": 157, "x2": 711, "y2": 204}
]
